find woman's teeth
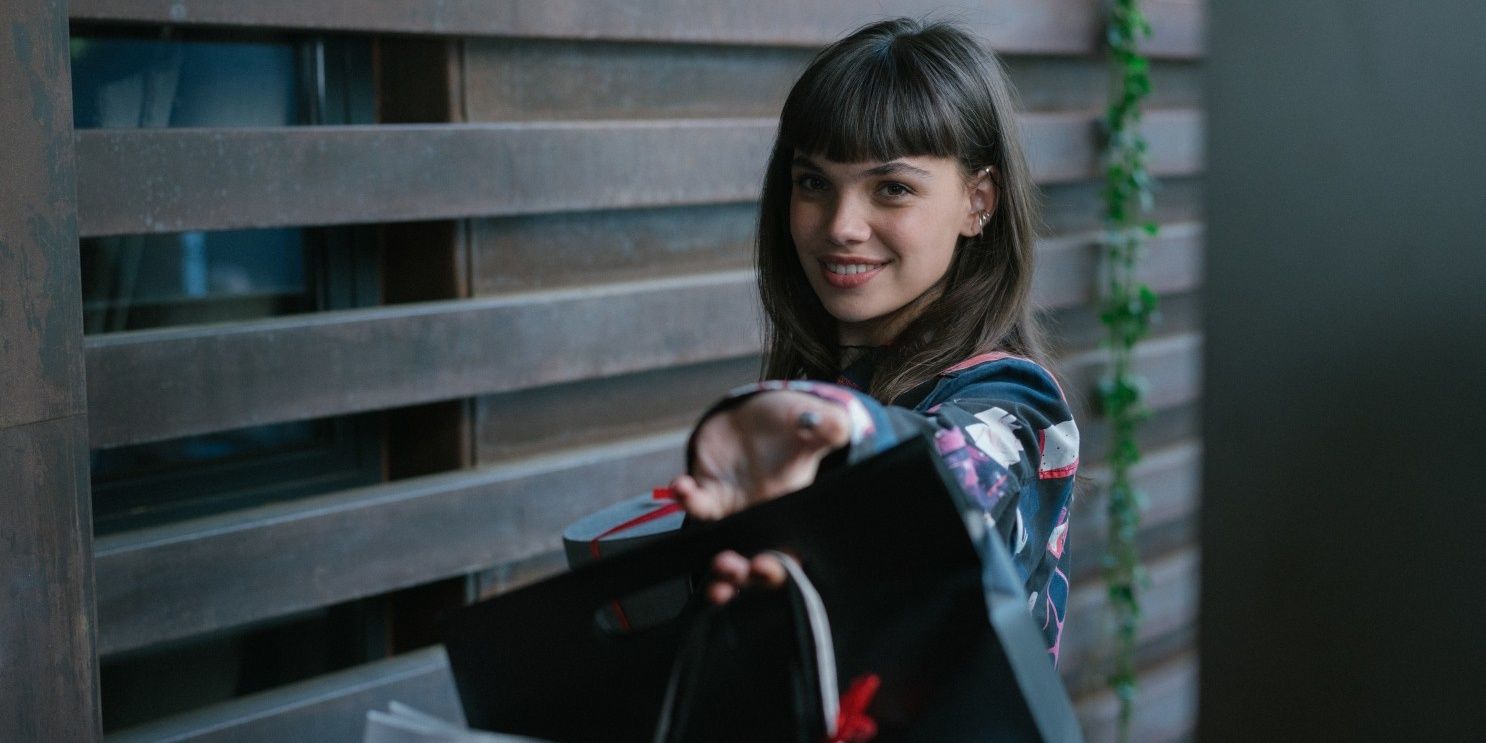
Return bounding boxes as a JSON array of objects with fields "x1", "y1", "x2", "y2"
[{"x1": 825, "y1": 263, "x2": 881, "y2": 275}]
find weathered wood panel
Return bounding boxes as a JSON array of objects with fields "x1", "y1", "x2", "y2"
[
  {"x1": 1061, "y1": 546, "x2": 1199, "y2": 694},
  {"x1": 1042, "y1": 176, "x2": 1204, "y2": 235},
  {"x1": 1033, "y1": 222, "x2": 1203, "y2": 310},
  {"x1": 1044, "y1": 289, "x2": 1202, "y2": 357},
  {"x1": 1085, "y1": 409, "x2": 1198, "y2": 475},
  {"x1": 94, "y1": 427, "x2": 1197, "y2": 660},
  {"x1": 106, "y1": 647, "x2": 461, "y2": 743},
  {"x1": 474, "y1": 210, "x2": 1199, "y2": 300},
  {"x1": 462, "y1": 41, "x2": 1205, "y2": 122},
  {"x1": 86, "y1": 271, "x2": 760, "y2": 448},
  {"x1": 1070, "y1": 444, "x2": 1201, "y2": 580},
  {"x1": 68, "y1": 0, "x2": 1204, "y2": 58},
  {"x1": 1023, "y1": 109, "x2": 1203, "y2": 185},
  {"x1": 94, "y1": 431, "x2": 686, "y2": 655},
  {"x1": 473, "y1": 319, "x2": 1201, "y2": 468},
  {"x1": 74, "y1": 121, "x2": 769, "y2": 237},
  {"x1": 74, "y1": 111, "x2": 1203, "y2": 237},
  {"x1": 1076, "y1": 652, "x2": 1198, "y2": 742},
  {"x1": 1, "y1": 7, "x2": 86, "y2": 428},
  {"x1": 472, "y1": 203, "x2": 758, "y2": 295},
  {"x1": 0, "y1": 0, "x2": 99, "y2": 739},
  {"x1": 90, "y1": 329, "x2": 1200, "y2": 654},
  {"x1": 0, "y1": 417, "x2": 99, "y2": 740},
  {"x1": 1062, "y1": 333, "x2": 1203, "y2": 418},
  {"x1": 477, "y1": 356, "x2": 761, "y2": 461},
  {"x1": 464, "y1": 41, "x2": 812, "y2": 122},
  {"x1": 87, "y1": 271, "x2": 1200, "y2": 451}
]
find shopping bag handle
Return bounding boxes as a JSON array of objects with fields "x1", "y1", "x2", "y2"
[{"x1": 652, "y1": 552, "x2": 839, "y2": 743}]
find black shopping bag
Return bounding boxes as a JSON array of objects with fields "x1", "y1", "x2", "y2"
[{"x1": 440, "y1": 435, "x2": 1082, "y2": 743}]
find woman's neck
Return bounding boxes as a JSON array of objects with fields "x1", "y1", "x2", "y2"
[{"x1": 837, "y1": 286, "x2": 942, "y2": 347}]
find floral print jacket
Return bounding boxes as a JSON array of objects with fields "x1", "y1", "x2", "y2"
[{"x1": 703, "y1": 351, "x2": 1078, "y2": 665}]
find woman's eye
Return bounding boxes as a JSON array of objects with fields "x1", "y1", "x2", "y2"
[
  {"x1": 794, "y1": 174, "x2": 828, "y2": 192},
  {"x1": 878, "y1": 181, "x2": 913, "y2": 198}
]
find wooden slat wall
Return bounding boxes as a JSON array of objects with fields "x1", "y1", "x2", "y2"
[
  {"x1": 107, "y1": 647, "x2": 462, "y2": 743},
  {"x1": 457, "y1": 10, "x2": 1207, "y2": 742},
  {"x1": 73, "y1": 112, "x2": 1201, "y2": 237},
  {"x1": 70, "y1": 2, "x2": 1205, "y2": 739},
  {"x1": 1, "y1": 0, "x2": 101, "y2": 739},
  {"x1": 68, "y1": 0, "x2": 1204, "y2": 58}
]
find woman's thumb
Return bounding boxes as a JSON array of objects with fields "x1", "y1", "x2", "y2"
[{"x1": 795, "y1": 405, "x2": 851, "y2": 453}]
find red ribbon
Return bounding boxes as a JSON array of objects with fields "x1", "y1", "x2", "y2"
[
  {"x1": 589, "y1": 488, "x2": 683, "y2": 632},
  {"x1": 826, "y1": 673, "x2": 881, "y2": 743}
]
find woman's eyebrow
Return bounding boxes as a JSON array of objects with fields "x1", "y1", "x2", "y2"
[
  {"x1": 790, "y1": 155, "x2": 824, "y2": 172},
  {"x1": 861, "y1": 161, "x2": 933, "y2": 179},
  {"x1": 790, "y1": 156, "x2": 933, "y2": 180}
]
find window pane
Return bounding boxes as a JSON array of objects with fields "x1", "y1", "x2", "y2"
[
  {"x1": 90, "y1": 415, "x2": 382, "y2": 535},
  {"x1": 75, "y1": 30, "x2": 383, "y2": 532},
  {"x1": 81, "y1": 228, "x2": 316, "y2": 333},
  {"x1": 70, "y1": 33, "x2": 300, "y2": 129}
]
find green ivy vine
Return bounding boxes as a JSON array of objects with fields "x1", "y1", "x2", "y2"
[{"x1": 1100, "y1": 1, "x2": 1158, "y2": 741}]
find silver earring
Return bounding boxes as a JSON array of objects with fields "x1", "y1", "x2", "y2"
[{"x1": 979, "y1": 211, "x2": 991, "y2": 228}]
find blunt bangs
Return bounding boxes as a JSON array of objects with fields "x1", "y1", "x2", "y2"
[{"x1": 779, "y1": 27, "x2": 981, "y2": 165}]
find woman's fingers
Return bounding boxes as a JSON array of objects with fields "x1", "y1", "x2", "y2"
[
  {"x1": 670, "y1": 473, "x2": 740, "y2": 522},
  {"x1": 711, "y1": 550, "x2": 751, "y2": 582},
  {"x1": 749, "y1": 553, "x2": 788, "y2": 588},
  {"x1": 707, "y1": 550, "x2": 749, "y2": 605},
  {"x1": 707, "y1": 550, "x2": 789, "y2": 604},
  {"x1": 793, "y1": 401, "x2": 851, "y2": 452}
]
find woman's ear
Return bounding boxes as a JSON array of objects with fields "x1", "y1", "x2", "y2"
[{"x1": 960, "y1": 166, "x2": 999, "y2": 238}]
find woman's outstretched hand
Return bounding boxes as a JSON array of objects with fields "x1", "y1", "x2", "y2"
[{"x1": 668, "y1": 390, "x2": 851, "y2": 521}]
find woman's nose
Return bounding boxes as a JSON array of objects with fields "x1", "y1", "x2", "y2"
[{"x1": 825, "y1": 196, "x2": 871, "y2": 246}]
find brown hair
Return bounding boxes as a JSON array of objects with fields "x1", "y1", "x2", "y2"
[{"x1": 757, "y1": 17, "x2": 1048, "y2": 403}]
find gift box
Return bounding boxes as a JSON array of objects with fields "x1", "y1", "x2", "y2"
[{"x1": 561, "y1": 489, "x2": 689, "y2": 633}]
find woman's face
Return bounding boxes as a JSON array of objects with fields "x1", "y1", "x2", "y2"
[{"x1": 789, "y1": 152, "x2": 993, "y2": 346}]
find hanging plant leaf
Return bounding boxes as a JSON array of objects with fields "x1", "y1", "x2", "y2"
[{"x1": 1100, "y1": 2, "x2": 1158, "y2": 741}]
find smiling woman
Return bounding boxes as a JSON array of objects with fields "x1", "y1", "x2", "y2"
[
  {"x1": 787, "y1": 154, "x2": 996, "y2": 346},
  {"x1": 670, "y1": 18, "x2": 1080, "y2": 689},
  {"x1": 756, "y1": 18, "x2": 1043, "y2": 402}
]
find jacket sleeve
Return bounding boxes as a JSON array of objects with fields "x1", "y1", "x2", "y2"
[{"x1": 694, "y1": 359, "x2": 1077, "y2": 665}]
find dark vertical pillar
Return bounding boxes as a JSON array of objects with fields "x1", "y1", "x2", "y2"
[
  {"x1": 1202, "y1": 3, "x2": 1486, "y2": 741},
  {"x1": 0, "y1": 1, "x2": 101, "y2": 740}
]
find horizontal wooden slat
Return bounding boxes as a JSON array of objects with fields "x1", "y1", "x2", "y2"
[
  {"x1": 1061, "y1": 332, "x2": 1203, "y2": 417},
  {"x1": 1042, "y1": 175, "x2": 1205, "y2": 236},
  {"x1": 75, "y1": 111, "x2": 1203, "y2": 236},
  {"x1": 88, "y1": 231, "x2": 1201, "y2": 447},
  {"x1": 471, "y1": 203, "x2": 758, "y2": 295},
  {"x1": 68, "y1": 0, "x2": 1204, "y2": 58},
  {"x1": 1044, "y1": 288, "x2": 1203, "y2": 358},
  {"x1": 462, "y1": 42, "x2": 1204, "y2": 123},
  {"x1": 86, "y1": 270, "x2": 760, "y2": 448},
  {"x1": 1075, "y1": 652, "x2": 1199, "y2": 743},
  {"x1": 1034, "y1": 222, "x2": 1203, "y2": 309},
  {"x1": 1060, "y1": 546, "x2": 1199, "y2": 691},
  {"x1": 94, "y1": 337, "x2": 1200, "y2": 651},
  {"x1": 75, "y1": 120, "x2": 769, "y2": 237},
  {"x1": 106, "y1": 647, "x2": 461, "y2": 743},
  {"x1": 95, "y1": 430, "x2": 688, "y2": 655},
  {"x1": 1070, "y1": 442, "x2": 1200, "y2": 570},
  {"x1": 477, "y1": 355, "x2": 761, "y2": 461},
  {"x1": 1023, "y1": 109, "x2": 1203, "y2": 185}
]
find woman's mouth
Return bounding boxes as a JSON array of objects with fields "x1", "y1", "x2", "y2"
[{"x1": 819, "y1": 258, "x2": 889, "y2": 288}]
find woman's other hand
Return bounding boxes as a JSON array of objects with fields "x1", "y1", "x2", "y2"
[
  {"x1": 704, "y1": 550, "x2": 789, "y2": 605},
  {"x1": 669, "y1": 391, "x2": 851, "y2": 521}
]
